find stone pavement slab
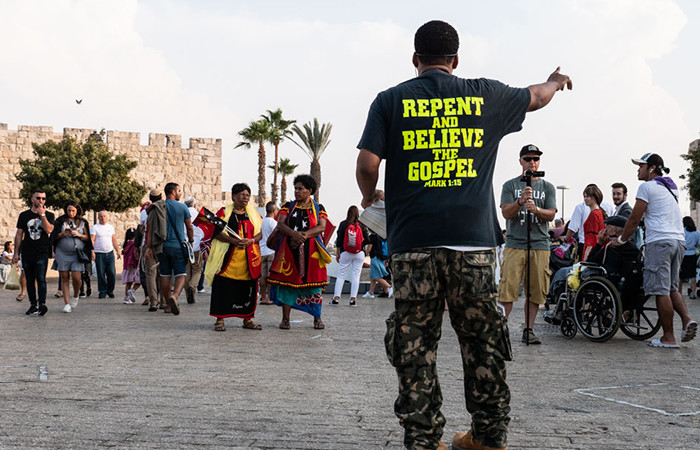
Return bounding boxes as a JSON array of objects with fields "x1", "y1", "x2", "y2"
[{"x1": 1, "y1": 279, "x2": 699, "y2": 449}]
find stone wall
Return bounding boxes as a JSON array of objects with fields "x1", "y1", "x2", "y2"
[{"x1": 0, "y1": 123, "x2": 225, "y2": 252}]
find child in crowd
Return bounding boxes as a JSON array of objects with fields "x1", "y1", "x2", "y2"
[
  {"x1": 121, "y1": 228, "x2": 141, "y2": 304},
  {"x1": 0, "y1": 241, "x2": 14, "y2": 283}
]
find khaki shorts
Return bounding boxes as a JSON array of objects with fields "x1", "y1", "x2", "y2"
[
  {"x1": 260, "y1": 254, "x2": 275, "y2": 279},
  {"x1": 497, "y1": 247, "x2": 551, "y2": 304},
  {"x1": 643, "y1": 239, "x2": 685, "y2": 296}
]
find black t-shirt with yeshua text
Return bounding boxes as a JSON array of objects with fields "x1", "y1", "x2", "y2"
[
  {"x1": 357, "y1": 69, "x2": 531, "y2": 254},
  {"x1": 16, "y1": 209, "x2": 55, "y2": 259}
]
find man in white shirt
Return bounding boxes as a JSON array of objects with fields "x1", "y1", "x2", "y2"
[
  {"x1": 90, "y1": 211, "x2": 121, "y2": 299},
  {"x1": 613, "y1": 153, "x2": 696, "y2": 348},
  {"x1": 258, "y1": 202, "x2": 278, "y2": 305},
  {"x1": 184, "y1": 196, "x2": 205, "y2": 304}
]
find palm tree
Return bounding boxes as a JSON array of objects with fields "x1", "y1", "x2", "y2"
[
  {"x1": 235, "y1": 119, "x2": 271, "y2": 207},
  {"x1": 272, "y1": 158, "x2": 299, "y2": 204},
  {"x1": 290, "y1": 118, "x2": 332, "y2": 202},
  {"x1": 262, "y1": 109, "x2": 295, "y2": 204}
]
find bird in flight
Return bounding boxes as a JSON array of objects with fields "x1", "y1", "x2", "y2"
[{"x1": 75, "y1": 99, "x2": 82, "y2": 104}]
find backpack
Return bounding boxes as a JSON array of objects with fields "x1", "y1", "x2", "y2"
[{"x1": 343, "y1": 221, "x2": 364, "y2": 254}]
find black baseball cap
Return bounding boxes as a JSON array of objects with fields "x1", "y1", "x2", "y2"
[
  {"x1": 519, "y1": 144, "x2": 542, "y2": 157},
  {"x1": 604, "y1": 215, "x2": 627, "y2": 228}
]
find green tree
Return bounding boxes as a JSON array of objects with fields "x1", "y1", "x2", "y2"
[
  {"x1": 270, "y1": 158, "x2": 298, "y2": 204},
  {"x1": 16, "y1": 133, "x2": 145, "y2": 214},
  {"x1": 290, "y1": 118, "x2": 332, "y2": 202},
  {"x1": 235, "y1": 119, "x2": 271, "y2": 207},
  {"x1": 262, "y1": 108, "x2": 295, "y2": 204},
  {"x1": 680, "y1": 139, "x2": 700, "y2": 201}
]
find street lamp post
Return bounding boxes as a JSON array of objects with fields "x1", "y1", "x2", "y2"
[{"x1": 557, "y1": 185, "x2": 570, "y2": 221}]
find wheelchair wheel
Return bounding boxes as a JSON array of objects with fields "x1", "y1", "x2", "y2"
[
  {"x1": 620, "y1": 295, "x2": 662, "y2": 340},
  {"x1": 561, "y1": 316, "x2": 577, "y2": 339},
  {"x1": 572, "y1": 276, "x2": 622, "y2": 342}
]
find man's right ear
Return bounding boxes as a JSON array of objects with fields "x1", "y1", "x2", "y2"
[{"x1": 412, "y1": 52, "x2": 419, "y2": 68}]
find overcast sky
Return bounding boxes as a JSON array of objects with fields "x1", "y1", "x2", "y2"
[{"x1": 2, "y1": 0, "x2": 699, "y2": 225}]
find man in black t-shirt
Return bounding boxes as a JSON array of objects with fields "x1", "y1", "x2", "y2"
[
  {"x1": 13, "y1": 190, "x2": 55, "y2": 315},
  {"x1": 356, "y1": 20, "x2": 572, "y2": 450}
]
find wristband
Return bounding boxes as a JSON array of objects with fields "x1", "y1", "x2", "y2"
[
  {"x1": 617, "y1": 236, "x2": 627, "y2": 245},
  {"x1": 40, "y1": 213, "x2": 46, "y2": 217}
]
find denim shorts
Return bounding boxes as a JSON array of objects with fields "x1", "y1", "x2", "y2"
[{"x1": 158, "y1": 245, "x2": 187, "y2": 277}]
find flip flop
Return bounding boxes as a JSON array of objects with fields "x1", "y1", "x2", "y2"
[
  {"x1": 681, "y1": 321, "x2": 697, "y2": 343},
  {"x1": 259, "y1": 300, "x2": 274, "y2": 305},
  {"x1": 648, "y1": 338, "x2": 679, "y2": 349},
  {"x1": 16, "y1": 293, "x2": 25, "y2": 302},
  {"x1": 214, "y1": 321, "x2": 226, "y2": 332}
]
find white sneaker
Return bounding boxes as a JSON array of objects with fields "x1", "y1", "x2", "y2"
[
  {"x1": 362, "y1": 292, "x2": 375, "y2": 299},
  {"x1": 127, "y1": 289, "x2": 136, "y2": 303},
  {"x1": 123, "y1": 297, "x2": 134, "y2": 304},
  {"x1": 387, "y1": 287, "x2": 394, "y2": 298},
  {"x1": 62, "y1": 304, "x2": 72, "y2": 313},
  {"x1": 70, "y1": 297, "x2": 79, "y2": 308}
]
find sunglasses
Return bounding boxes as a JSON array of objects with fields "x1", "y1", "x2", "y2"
[
  {"x1": 522, "y1": 156, "x2": 540, "y2": 162},
  {"x1": 35, "y1": 196, "x2": 46, "y2": 200}
]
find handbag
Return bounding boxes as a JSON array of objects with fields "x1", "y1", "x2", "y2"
[
  {"x1": 166, "y1": 202, "x2": 195, "y2": 264},
  {"x1": 4, "y1": 264, "x2": 20, "y2": 290},
  {"x1": 72, "y1": 221, "x2": 91, "y2": 264}
]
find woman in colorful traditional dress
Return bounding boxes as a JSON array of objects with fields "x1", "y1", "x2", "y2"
[
  {"x1": 204, "y1": 183, "x2": 263, "y2": 332},
  {"x1": 268, "y1": 175, "x2": 330, "y2": 330}
]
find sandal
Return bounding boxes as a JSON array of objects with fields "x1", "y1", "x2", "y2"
[
  {"x1": 242, "y1": 320, "x2": 262, "y2": 330},
  {"x1": 16, "y1": 293, "x2": 25, "y2": 302},
  {"x1": 279, "y1": 318, "x2": 290, "y2": 330},
  {"x1": 259, "y1": 300, "x2": 274, "y2": 305},
  {"x1": 214, "y1": 320, "x2": 226, "y2": 332},
  {"x1": 314, "y1": 318, "x2": 325, "y2": 330}
]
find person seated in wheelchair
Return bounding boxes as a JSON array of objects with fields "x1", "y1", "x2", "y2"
[
  {"x1": 584, "y1": 215, "x2": 640, "y2": 285},
  {"x1": 546, "y1": 215, "x2": 640, "y2": 321}
]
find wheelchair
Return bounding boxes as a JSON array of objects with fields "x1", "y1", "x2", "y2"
[{"x1": 544, "y1": 258, "x2": 661, "y2": 342}]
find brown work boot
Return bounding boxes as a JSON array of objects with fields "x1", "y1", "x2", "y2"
[
  {"x1": 521, "y1": 328, "x2": 541, "y2": 345},
  {"x1": 453, "y1": 430, "x2": 506, "y2": 450}
]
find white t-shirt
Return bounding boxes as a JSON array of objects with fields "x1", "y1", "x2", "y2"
[
  {"x1": 188, "y1": 207, "x2": 205, "y2": 250},
  {"x1": 636, "y1": 180, "x2": 684, "y2": 243},
  {"x1": 259, "y1": 216, "x2": 278, "y2": 256},
  {"x1": 90, "y1": 223, "x2": 116, "y2": 253}
]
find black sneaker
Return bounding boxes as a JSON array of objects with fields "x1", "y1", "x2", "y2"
[
  {"x1": 107, "y1": 293, "x2": 115, "y2": 299},
  {"x1": 26, "y1": 305, "x2": 38, "y2": 315},
  {"x1": 330, "y1": 298, "x2": 339, "y2": 306},
  {"x1": 79, "y1": 292, "x2": 87, "y2": 299},
  {"x1": 98, "y1": 293, "x2": 106, "y2": 299},
  {"x1": 148, "y1": 304, "x2": 158, "y2": 312},
  {"x1": 38, "y1": 304, "x2": 48, "y2": 316},
  {"x1": 86, "y1": 288, "x2": 92, "y2": 297},
  {"x1": 349, "y1": 299, "x2": 357, "y2": 307},
  {"x1": 186, "y1": 287, "x2": 195, "y2": 304}
]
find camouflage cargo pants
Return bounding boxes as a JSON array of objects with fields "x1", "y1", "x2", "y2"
[{"x1": 385, "y1": 248, "x2": 512, "y2": 450}]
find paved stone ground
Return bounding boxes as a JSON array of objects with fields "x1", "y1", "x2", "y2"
[{"x1": 1, "y1": 277, "x2": 699, "y2": 449}]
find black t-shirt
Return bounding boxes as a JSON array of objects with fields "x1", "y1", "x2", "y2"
[
  {"x1": 357, "y1": 69, "x2": 530, "y2": 254},
  {"x1": 16, "y1": 209, "x2": 56, "y2": 259}
]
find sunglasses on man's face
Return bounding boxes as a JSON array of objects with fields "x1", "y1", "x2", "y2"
[
  {"x1": 522, "y1": 157, "x2": 540, "y2": 162},
  {"x1": 35, "y1": 196, "x2": 46, "y2": 200}
]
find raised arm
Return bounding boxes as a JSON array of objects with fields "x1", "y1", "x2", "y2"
[{"x1": 527, "y1": 67, "x2": 572, "y2": 112}]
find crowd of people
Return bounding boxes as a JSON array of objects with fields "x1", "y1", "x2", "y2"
[{"x1": 6, "y1": 176, "x2": 395, "y2": 333}]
